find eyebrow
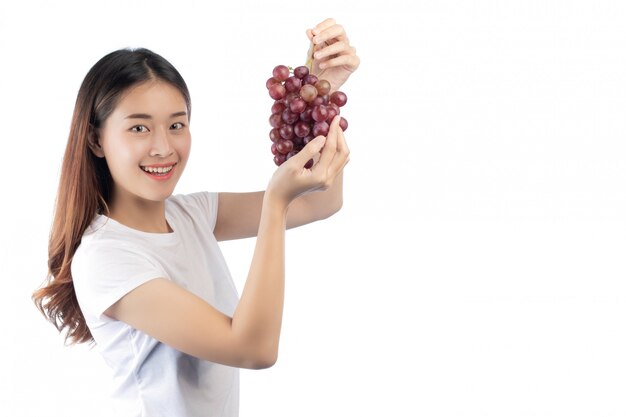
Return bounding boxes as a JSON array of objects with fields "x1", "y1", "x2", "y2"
[{"x1": 124, "y1": 111, "x2": 188, "y2": 119}]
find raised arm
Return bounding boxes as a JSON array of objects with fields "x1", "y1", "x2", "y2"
[
  {"x1": 214, "y1": 17, "x2": 358, "y2": 241},
  {"x1": 105, "y1": 123, "x2": 349, "y2": 369},
  {"x1": 213, "y1": 116, "x2": 348, "y2": 241}
]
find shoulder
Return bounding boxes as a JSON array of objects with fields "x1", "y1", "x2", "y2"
[
  {"x1": 167, "y1": 191, "x2": 219, "y2": 230},
  {"x1": 72, "y1": 216, "x2": 161, "y2": 280}
]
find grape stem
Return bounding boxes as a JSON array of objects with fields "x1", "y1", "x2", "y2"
[{"x1": 306, "y1": 40, "x2": 314, "y2": 72}]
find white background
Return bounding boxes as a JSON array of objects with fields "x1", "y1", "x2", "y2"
[{"x1": 1, "y1": 0, "x2": 625, "y2": 416}]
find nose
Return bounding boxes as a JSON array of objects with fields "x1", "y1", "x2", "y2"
[{"x1": 149, "y1": 126, "x2": 173, "y2": 158}]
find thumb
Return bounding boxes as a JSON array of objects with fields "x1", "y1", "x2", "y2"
[{"x1": 291, "y1": 136, "x2": 326, "y2": 167}]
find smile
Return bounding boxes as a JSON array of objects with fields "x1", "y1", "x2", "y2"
[{"x1": 140, "y1": 162, "x2": 177, "y2": 179}]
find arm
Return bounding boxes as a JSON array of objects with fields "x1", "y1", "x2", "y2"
[
  {"x1": 105, "y1": 128, "x2": 348, "y2": 369},
  {"x1": 105, "y1": 193, "x2": 288, "y2": 369},
  {"x1": 213, "y1": 18, "x2": 358, "y2": 241},
  {"x1": 213, "y1": 172, "x2": 342, "y2": 241},
  {"x1": 214, "y1": 118, "x2": 348, "y2": 241}
]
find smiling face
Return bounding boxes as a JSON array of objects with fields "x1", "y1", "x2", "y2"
[{"x1": 92, "y1": 80, "x2": 191, "y2": 209}]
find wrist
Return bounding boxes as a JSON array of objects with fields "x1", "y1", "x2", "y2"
[{"x1": 263, "y1": 189, "x2": 290, "y2": 217}]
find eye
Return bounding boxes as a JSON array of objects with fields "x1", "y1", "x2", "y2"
[
  {"x1": 130, "y1": 125, "x2": 149, "y2": 133},
  {"x1": 171, "y1": 122, "x2": 185, "y2": 130}
]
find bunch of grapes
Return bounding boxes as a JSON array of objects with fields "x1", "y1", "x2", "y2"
[{"x1": 267, "y1": 64, "x2": 348, "y2": 167}]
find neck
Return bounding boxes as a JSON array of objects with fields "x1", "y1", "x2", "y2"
[{"x1": 107, "y1": 189, "x2": 171, "y2": 233}]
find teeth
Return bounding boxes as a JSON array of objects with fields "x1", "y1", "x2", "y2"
[{"x1": 141, "y1": 165, "x2": 174, "y2": 174}]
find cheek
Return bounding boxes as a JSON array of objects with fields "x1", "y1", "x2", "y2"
[
  {"x1": 177, "y1": 135, "x2": 192, "y2": 161},
  {"x1": 102, "y1": 139, "x2": 144, "y2": 172}
]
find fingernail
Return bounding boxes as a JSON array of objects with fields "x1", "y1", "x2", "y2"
[{"x1": 314, "y1": 51, "x2": 321, "y2": 59}]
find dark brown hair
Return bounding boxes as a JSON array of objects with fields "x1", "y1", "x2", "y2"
[{"x1": 32, "y1": 48, "x2": 191, "y2": 344}]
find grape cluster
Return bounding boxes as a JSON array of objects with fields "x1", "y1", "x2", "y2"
[{"x1": 267, "y1": 64, "x2": 348, "y2": 167}]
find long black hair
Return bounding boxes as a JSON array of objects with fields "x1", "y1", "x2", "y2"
[{"x1": 33, "y1": 48, "x2": 191, "y2": 344}]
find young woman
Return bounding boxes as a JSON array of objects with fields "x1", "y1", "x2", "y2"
[{"x1": 32, "y1": 18, "x2": 359, "y2": 416}]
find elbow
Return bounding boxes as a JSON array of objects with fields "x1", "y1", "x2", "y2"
[
  {"x1": 250, "y1": 353, "x2": 278, "y2": 370},
  {"x1": 243, "y1": 348, "x2": 278, "y2": 370},
  {"x1": 235, "y1": 336, "x2": 279, "y2": 369},
  {"x1": 319, "y1": 198, "x2": 343, "y2": 221}
]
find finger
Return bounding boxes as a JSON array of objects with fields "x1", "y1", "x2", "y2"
[
  {"x1": 319, "y1": 53, "x2": 360, "y2": 71},
  {"x1": 313, "y1": 24, "x2": 348, "y2": 46},
  {"x1": 326, "y1": 118, "x2": 350, "y2": 174},
  {"x1": 289, "y1": 135, "x2": 326, "y2": 168},
  {"x1": 335, "y1": 121, "x2": 350, "y2": 156},
  {"x1": 313, "y1": 117, "x2": 340, "y2": 171},
  {"x1": 313, "y1": 41, "x2": 352, "y2": 60},
  {"x1": 311, "y1": 18, "x2": 336, "y2": 35}
]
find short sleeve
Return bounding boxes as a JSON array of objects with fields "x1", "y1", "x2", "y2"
[
  {"x1": 169, "y1": 191, "x2": 219, "y2": 231},
  {"x1": 72, "y1": 240, "x2": 166, "y2": 320}
]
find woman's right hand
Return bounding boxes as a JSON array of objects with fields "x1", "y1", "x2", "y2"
[{"x1": 266, "y1": 116, "x2": 350, "y2": 207}]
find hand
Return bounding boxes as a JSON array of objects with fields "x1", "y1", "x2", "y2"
[
  {"x1": 266, "y1": 116, "x2": 350, "y2": 206},
  {"x1": 306, "y1": 18, "x2": 360, "y2": 92}
]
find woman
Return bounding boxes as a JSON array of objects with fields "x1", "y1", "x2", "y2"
[{"x1": 33, "y1": 18, "x2": 359, "y2": 416}]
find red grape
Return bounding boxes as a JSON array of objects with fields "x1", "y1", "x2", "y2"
[
  {"x1": 339, "y1": 117, "x2": 348, "y2": 131},
  {"x1": 315, "y1": 80, "x2": 331, "y2": 96},
  {"x1": 268, "y1": 84, "x2": 286, "y2": 100},
  {"x1": 311, "y1": 105, "x2": 328, "y2": 122},
  {"x1": 274, "y1": 154, "x2": 286, "y2": 166},
  {"x1": 281, "y1": 109, "x2": 299, "y2": 125},
  {"x1": 266, "y1": 64, "x2": 349, "y2": 166},
  {"x1": 271, "y1": 101, "x2": 286, "y2": 114},
  {"x1": 330, "y1": 91, "x2": 348, "y2": 107},
  {"x1": 269, "y1": 128, "x2": 281, "y2": 142},
  {"x1": 279, "y1": 125, "x2": 295, "y2": 140},
  {"x1": 276, "y1": 139, "x2": 294, "y2": 154},
  {"x1": 294, "y1": 66, "x2": 309, "y2": 79},
  {"x1": 311, "y1": 96, "x2": 324, "y2": 107},
  {"x1": 299, "y1": 107, "x2": 313, "y2": 122},
  {"x1": 266, "y1": 77, "x2": 280, "y2": 89},
  {"x1": 303, "y1": 74, "x2": 318, "y2": 86},
  {"x1": 294, "y1": 121, "x2": 311, "y2": 138},
  {"x1": 269, "y1": 113, "x2": 283, "y2": 128},
  {"x1": 312, "y1": 121, "x2": 329, "y2": 136},
  {"x1": 299, "y1": 84, "x2": 318, "y2": 102},
  {"x1": 285, "y1": 76, "x2": 302, "y2": 93},
  {"x1": 289, "y1": 97, "x2": 306, "y2": 114},
  {"x1": 284, "y1": 92, "x2": 299, "y2": 106},
  {"x1": 272, "y1": 65, "x2": 290, "y2": 81}
]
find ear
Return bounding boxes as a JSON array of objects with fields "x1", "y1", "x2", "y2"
[{"x1": 87, "y1": 126, "x2": 105, "y2": 158}]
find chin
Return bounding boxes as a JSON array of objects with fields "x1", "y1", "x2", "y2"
[{"x1": 145, "y1": 190, "x2": 176, "y2": 202}]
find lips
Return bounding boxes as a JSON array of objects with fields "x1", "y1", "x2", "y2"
[{"x1": 140, "y1": 162, "x2": 177, "y2": 180}]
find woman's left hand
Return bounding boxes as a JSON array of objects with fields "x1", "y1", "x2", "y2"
[{"x1": 306, "y1": 18, "x2": 360, "y2": 92}]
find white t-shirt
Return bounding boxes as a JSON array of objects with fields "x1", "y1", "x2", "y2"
[{"x1": 72, "y1": 192, "x2": 240, "y2": 417}]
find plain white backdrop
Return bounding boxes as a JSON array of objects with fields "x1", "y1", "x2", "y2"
[{"x1": 2, "y1": 0, "x2": 626, "y2": 416}]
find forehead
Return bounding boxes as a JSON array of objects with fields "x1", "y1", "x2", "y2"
[{"x1": 113, "y1": 80, "x2": 187, "y2": 116}]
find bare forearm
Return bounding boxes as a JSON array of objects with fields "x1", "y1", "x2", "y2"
[
  {"x1": 231, "y1": 193, "x2": 287, "y2": 366},
  {"x1": 288, "y1": 171, "x2": 343, "y2": 227},
  {"x1": 215, "y1": 172, "x2": 344, "y2": 241}
]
